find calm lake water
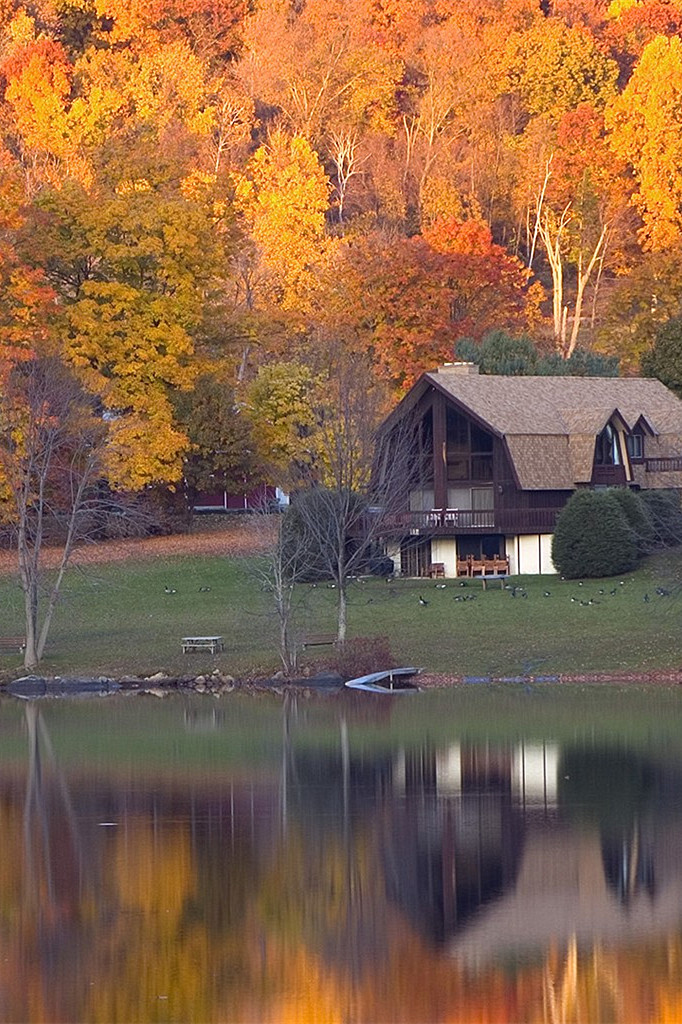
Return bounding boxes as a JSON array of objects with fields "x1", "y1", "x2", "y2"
[{"x1": 2, "y1": 684, "x2": 682, "y2": 1023}]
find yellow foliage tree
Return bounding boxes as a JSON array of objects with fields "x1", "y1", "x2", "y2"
[
  {"x1": 607, "y1": 34, "x2": 682, "y2": 250},
  {"x1": 236, "y1": 130, "x2": 331, "y2": 310}
]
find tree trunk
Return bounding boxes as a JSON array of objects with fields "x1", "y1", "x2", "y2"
[
  {"x1": 566, "y1": 225, "x2": 609, "y2": 358},
  {"x1": 18, "y1": 506, "x2": 40, "y2": 671},
  {"x1": 337, "y1": 583, "x2": 348, "y2": 645},
  {"x1": 278, "y1": 597, "x2": 296, "y2": 676},
  {"x1": 22, "y1": 589, "x2": 39, "y2": 671}
]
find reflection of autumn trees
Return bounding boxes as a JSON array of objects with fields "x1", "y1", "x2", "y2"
[
  {"x1": 0, "y1": 708, "x2": 275, "y2": 1022},
  {"x1": 6, "y1": 713, "x2": 682, "y2": 1021},
  {"x1": 83, "y1": 818, "x2": 260, "y2": 1023}
]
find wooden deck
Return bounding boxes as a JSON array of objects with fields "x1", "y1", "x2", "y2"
[{"x1": 383, "y1": 507, "x2": 562, "y2": 535}]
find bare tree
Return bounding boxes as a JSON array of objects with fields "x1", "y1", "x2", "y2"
[
  {"x1": 537, "y1": 202, "x2": 609, "y2": 357},
  {"x1": 288, "y1": 352, "x2": 421, "y2": 644},
  {"x1": 328, "y1": 128, "x2": 363, "y2": 227},
  {"x1": 532, "y1": 154, "x2": 611, "y2": 358},
  {"x1": 250, "y1": 507, "x2": 313, "y2": 676},
  {"x1": 0, "y1": 356, "x2": 108, "y2": 670},
  {"x1": 208, "y1": 84, "x2": 254, "y2": 174}
]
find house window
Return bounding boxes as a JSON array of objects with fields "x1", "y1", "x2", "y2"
[
  {"x1": 626, "y1": 433, "x2": 643, "y2": 461},
  {"x1": 471, "y1": 455, "x2": 493, "y2": 481},
  {"x1": 595, "y1": 424, "x2": 621, "y2": 466},
  {"x1": 409, "y1": 488, "x2": 435, "y2": 511},
  {"x1": 446, "y1": 408, "x2": 494, "y2": 482}
]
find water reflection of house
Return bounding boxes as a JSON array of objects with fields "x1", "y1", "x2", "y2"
[
  {"x1": 383, "y1": 744, "x2": 541, "y2": 945},
  {"x1": 448, "y1": 821, "x2": 682, "y2": 969},
  {"x1": 382, "y1": 741, "x2": 682, "y2": 967},
  {"x1": 399, "y1": 741, "x2": 560, "y2": 810}
]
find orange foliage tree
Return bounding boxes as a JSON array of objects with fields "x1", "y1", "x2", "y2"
[{"x1": 314, "y1": 221, "x2": 543, "y2": 391}]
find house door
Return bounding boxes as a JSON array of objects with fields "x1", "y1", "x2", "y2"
[{"x1": 401, "y1": 538, "x2": 432, "y2": 577}]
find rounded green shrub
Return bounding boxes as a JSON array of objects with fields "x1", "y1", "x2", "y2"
[
  {"x1": 609, "y1": 488, "x2": 655, "y2": 554},
  {"x1": 551, "y1": 489, "x2": 638, "y2": 579}
]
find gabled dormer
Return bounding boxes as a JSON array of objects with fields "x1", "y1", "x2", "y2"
[
  {"x1": 591, "y1": 410, "x2": 628, "y2": 485},
  {"x1": 592, "y1": 410, "x2": 656, "y2": 485},
  {"x1": 626, "y1": 414, "x2": 656, "y2": 465}
]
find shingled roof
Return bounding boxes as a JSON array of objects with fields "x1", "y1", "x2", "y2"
[
  {"x1": 426, "y1": 368, "x2": 682, "y2": 436},
  {"x1": 408, "y1": 367, "x2": 682, "y2": 490}
]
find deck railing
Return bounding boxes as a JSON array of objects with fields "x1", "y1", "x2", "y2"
[
  {"x1": 645, "y1": 456, "x2": 682, "y2": 473},
  {"x1": 382, "y1": 507, "x2": 563, "y2": 535}
]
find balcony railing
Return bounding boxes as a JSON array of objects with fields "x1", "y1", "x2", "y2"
[
  {"x1": 382, "y1": 507, "x2": 563, "y2": 535},
  {"x1": 645, "y1": 457, "x2": 682, "y2": 473}
]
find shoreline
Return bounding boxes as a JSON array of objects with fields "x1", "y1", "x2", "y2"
[{"x1": 4, "y1": 665, "x2": 682, "y2": 700}]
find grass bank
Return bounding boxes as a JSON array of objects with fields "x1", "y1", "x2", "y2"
[{"x1": 1, "y1": 525, "x2": 682, "y2": 679}]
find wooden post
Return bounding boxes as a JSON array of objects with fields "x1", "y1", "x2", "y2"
[{"x1": 433, "y1": 392, "x2": 447, "y2": 511}]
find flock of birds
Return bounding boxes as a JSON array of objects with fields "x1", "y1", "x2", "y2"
[
  {"x1": 411, "y1": 576, "x2": 676, "y2": 608},
  {"x1": 164, "y1": 585, "x2": 211, "y2": 594},
  {"x1": 162, "y1": 576, "x2": 676, "y2": 606}
]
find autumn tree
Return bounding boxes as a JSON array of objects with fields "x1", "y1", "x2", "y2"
[
  {"x1": 173, "y1": 371, "x2": 258, "y2": 516},
  {"x1": 235, "y1": 130, "x2": 331, "y2": 311},
  {"x1": 310, "y1": 221, "x2": 543, "y2": 392},
  {"x1": 246, "y1": 361, "x2": 324, "y2": 489},
  {"x1": 607, "y1": 34, "x2": 682, "y2": 251},
  {"x1": 237, "y1": 0, "x2": 401, "y2": 144},
  {"x1": 0, "y1": 15, "x2": 99, "y2": 193},
  {"x1": 398, "y1": 9, "x2": 509, "y2": 230},
  {"x1": 529, "y1": 105, "x2": 631, "y2": 355},
  {"x1": 604, "y1": 0, "x2": 682, "y2": 77},
  {"x1": 596, "y1": 250, "x2": 682, "y2": 372},
  {"x1": 20, "y1": 177, "x2": 230, "y2": 487},
  {"x1": 505, "y1": 17, "x2": 618, "y2": 122},
  {"x1": 0, "y1": 353, "x2": 108, "y2": 669}
]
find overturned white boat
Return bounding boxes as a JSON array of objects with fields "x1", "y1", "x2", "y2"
[{"x1": 344, "y1": 667, "x2": 422, "y2": 694}]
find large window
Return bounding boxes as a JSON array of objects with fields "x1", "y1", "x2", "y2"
[
  {"x1": 446, "y1": 408, "x2": 493, "y2": 482},
  {"x1": 595, "y1": 424, "x2": 621, "y2": 466}
]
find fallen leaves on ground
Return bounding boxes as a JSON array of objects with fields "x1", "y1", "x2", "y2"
[{"x1": 0, "y1": 517, "x2": 275, "y2": 572}]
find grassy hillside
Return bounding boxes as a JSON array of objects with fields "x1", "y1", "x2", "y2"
[{"x1": 1, "y1": 531, "x2": 682, "y2": 679}]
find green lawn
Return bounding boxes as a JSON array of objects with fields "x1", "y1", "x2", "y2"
[{"x1": 1, "y1": 545, "x2": 682, "y2": 678}]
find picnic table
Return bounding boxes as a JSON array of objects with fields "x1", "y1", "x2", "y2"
[
  {"x1": 479, "y1": 573, "x2": 508, "y2": 590},
  {"x1": 181, "y1": 635, "x2": 224, "y2": 654}
]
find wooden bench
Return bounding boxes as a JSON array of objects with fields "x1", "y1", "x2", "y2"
[
  {"x1": 0, "y1": 637, "x2": 26, "y2": 654},
  {"x1": 181, "y1": 636, "x2": 224, "y2": 654},
  {"x1": 302, "y1": 633, "x2": 337, "y2": 649}
]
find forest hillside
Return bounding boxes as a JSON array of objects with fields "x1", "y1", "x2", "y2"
[{"x1": 1, "y1": 0, "x2": 682, "y2": 495}]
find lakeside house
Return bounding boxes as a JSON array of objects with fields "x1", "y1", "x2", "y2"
[{"x1": 376, "y1": 363, "x2": 682, "y2": 577}]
